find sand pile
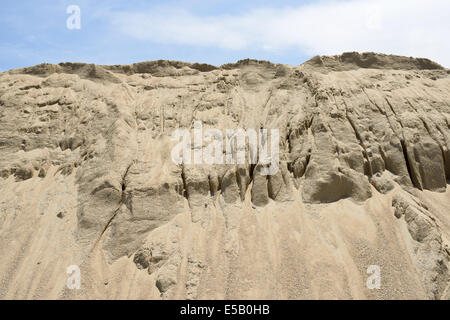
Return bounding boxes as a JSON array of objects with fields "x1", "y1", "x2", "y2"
[{"x1": 0, "y1": 52, "x2": 449, "y2": 299}]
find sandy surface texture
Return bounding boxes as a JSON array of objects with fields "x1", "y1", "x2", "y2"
[{"x1": 0, "y1": 52, "x2": 449, "y2": 299}]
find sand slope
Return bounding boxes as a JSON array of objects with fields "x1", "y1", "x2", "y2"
[{"x1": 0, "y1": 52, "x2": 449, "y2": 299}]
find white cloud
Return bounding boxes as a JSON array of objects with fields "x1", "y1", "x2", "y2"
[{"x1": 109, "y1": 0, "x2": 450, "y2": 66}]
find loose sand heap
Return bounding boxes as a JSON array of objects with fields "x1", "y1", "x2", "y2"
[{"x1": 0, "y1": 52, "x2": 449, "y2": 299}]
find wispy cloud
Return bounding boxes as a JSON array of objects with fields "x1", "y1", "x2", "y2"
[
  {"x1": 1, "y1": 0, "x2": 448, "y2": 70},
  {"x1": 109, "y1": 0, "x2": 450, "y2": 66}
]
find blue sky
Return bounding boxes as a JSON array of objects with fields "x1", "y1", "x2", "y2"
[{"x1": 1, "y1": 0, "x2": 449, "y2": 71}]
